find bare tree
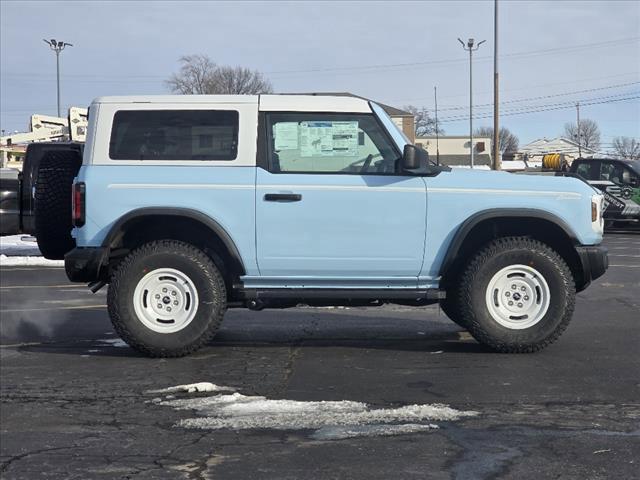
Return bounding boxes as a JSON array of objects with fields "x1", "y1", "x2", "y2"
[
  {"x1": 612, "y1": 136, "x2": 640, "y2": 161},
  {"x1": 210, "y1": 66, "x2": 273, "y2": 94},
  {"x1": 563, "y1": 118, "x2": 601, "y2": 151},
  {"x1": 166, "y1": 54, "x2": 218, "y2": 94},
  {"x1": 474, "y1": 126, "x2": 519, "y2": 153},
  {"x1": 166, "y1": 54, "x2": 273, "y2": 95},
  {"x1": 403, "y1": 105, "x2": 444, "y2": 137}
]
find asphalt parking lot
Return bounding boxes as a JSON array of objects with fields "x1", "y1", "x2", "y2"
[{"x1": 1, "y1": 233, "x2": 638, "y2": 479}]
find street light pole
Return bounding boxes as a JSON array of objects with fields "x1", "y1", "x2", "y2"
[
  {"x1": 43, "y1": 39, "x2": 73, "y2": 117},
  {"x1": 493, "y1": 0, "x2": 500, "y2": 170},
  {"x1": 459, "y1": 37, "x2": 485, "y2": 168}
]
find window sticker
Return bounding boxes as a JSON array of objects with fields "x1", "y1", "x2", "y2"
[
  {"x1": 299, "y1": 121, "x2": 359, "y2": 157},
  {"x1": 274, "y1": 122, "x2": 299, "y2": 150}
]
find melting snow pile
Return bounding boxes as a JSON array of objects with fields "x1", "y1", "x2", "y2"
[
  {"x1": 0, "y1": 235, "x2": 64, "y2": 265},
  {"x1": 0, "y1": 254, "x2": 64, "y2": 267},
  {"x1": 1, "y1": 235, "x2": 40, "y2": 254},
  {"x1": 152, "y1": 383, "x2": 478, "y2": 440},
  {"x1": 149, "y1": 382, "x2": 236, "y2": 394}
]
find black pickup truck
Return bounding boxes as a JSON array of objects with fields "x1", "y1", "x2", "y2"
[
  {"x1": 571, "y1": 158, "x2": 640, "y2": 228},
  {"x1": 0, "y1": 142, "x2": 83, "y2": 235}
]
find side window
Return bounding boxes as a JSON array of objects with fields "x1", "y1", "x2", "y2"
[
  {"x1": 109, "y1": 110, "x2": 239, "y2": 160},
  {"x1": 621, "y1": 166, "x2": 639, "y2": 187},
  {"x1": 600, "y1": 162, "x2": 627, "y2": 184},
  {"x1": 265, "y1": 113, "x2": 400, "y2": 174},
  {"x1": 574, "y1": 162, "x2": 592, "y2": 179}
]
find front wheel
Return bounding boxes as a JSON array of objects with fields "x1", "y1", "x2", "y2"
[
  {"x1": 456, "y1": 237, "x2": 576, "y2": 353},
  {"x1": 108, "y1": 240, "x2": 226, "y2": 357}
]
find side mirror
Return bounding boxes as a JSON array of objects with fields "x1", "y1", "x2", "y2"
[
  {"x1": 622, "y1": 170, "x2": 631, "y2": 185},
  {"x1": 402, "y1": 144, "x2": 428, "y2": 171}
]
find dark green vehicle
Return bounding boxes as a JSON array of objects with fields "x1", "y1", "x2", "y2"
[{"x1": 571, "y1": 158, "x2": 640, "y2": 228}]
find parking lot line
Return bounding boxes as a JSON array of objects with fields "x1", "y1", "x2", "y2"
[
  {"x1": 609, "y1": 264, "x2": 640, "y2": 268},
  {"x1": 608, "y1": 254, "x2": 640, "y2": 258},
  {"x1": 0, "y1": 305, "x2": 106, "y2": 313}
]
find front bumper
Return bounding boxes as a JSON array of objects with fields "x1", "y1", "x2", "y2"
[
  {"x1": 575, "y1": 245, "x2": 608, "y2": 292},
  {"x1": 65, "y1": 247, "x2": 109, "y2": 282}
]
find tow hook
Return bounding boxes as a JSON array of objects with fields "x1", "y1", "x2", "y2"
[{"x1": 88, "y1": 280, "x2": 107, "y2": 293}]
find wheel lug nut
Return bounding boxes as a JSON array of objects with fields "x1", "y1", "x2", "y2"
[
  {"x1": 162, "y1": 288, "x2": 167, "y2": 293},
  {"x1": 166, "y1": 307, "x2": 172, "y2": 312},
  {"x1": 517, "y1": 303, "x2": 523, "y2": 308},
  {"x1": 173, "y1": 300, "x2": 178, "y2": 305},
  {"x1": 157, "y1": 304, "x2": 162, "y2": 309},
  {"x1": 508, "y1": 301, "x2": 513, "y2": 306},
  {"x1": 171, "y1": 291, "x2": 177, "y2": 296},
  {"x1": 155, "y1": 294, "x2": 160, "y2": 299},
  {"x1": 505, "y1": 292, "x2": 510, "y2": 297},
  {"x1": 511, "y1": 285, "x2": 516, "y2": 290},
  {"x1": 524, "y1": 295, "x2": 529, "y2": 301},
  {"x1": 521, "y1": 286, "x2": 526, "y2": 291}
]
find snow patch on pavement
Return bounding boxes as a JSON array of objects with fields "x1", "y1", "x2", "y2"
[
  {"x1": 0, "y1": 235, "x2": 41, "y2": 256},
  {"x1": 0, "y1": 254, "x2": 64, "y2": 267},
  {"x1": 98, "y1": 338, "x2": 129, "y2": 348},
  {"x1": 149, "y1": 382, "x2": 236, "y2": 394},
  {"x1": 153, "y1": 384, "x2": 478, "y2": 439}
]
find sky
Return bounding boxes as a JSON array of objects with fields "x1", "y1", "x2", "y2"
[{"x1": 1, "y1": 0, "x2": 639, "y2": 151}]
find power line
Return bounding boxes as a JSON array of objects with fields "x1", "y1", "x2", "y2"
[
  {"x1": 438, "y1": 95, "x2": 640, "y2": 123},
  {"x1": 434, "y1": 81, "x2": 640, "y2": 112},
  {"x1": 264, "y1": 36, "x2": 640, "y2": 76},
  {"x1": 388, "y1": 71, "x2": 640, "y2": 103},
  {"x1": 439, "y1": 91, "x2": 639, "y2": 121}
]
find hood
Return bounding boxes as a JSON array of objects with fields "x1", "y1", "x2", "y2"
[{"x1": 438, "y1": 167, "x2": 597, "y2": 197}]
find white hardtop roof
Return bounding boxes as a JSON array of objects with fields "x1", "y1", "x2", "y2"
[
  {"x1": 92, "y1": 95, "x2": 259, "y2": 104},
  {"x1": 92, "y1": 94, "x2": 372, "y2": 113}
]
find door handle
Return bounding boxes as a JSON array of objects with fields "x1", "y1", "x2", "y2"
[{"x1": 264, "y1": 193, "x2": 302, "y2": 202}]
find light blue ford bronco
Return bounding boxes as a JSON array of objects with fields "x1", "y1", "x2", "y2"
[{"x1": 34, "y1": 94, "x2": 608, "y2": 357}]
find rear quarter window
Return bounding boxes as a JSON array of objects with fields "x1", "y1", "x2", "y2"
[{"x1": 109, "y1": 110, "x2": 239, "y2": 161}]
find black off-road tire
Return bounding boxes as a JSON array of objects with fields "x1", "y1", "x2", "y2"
[
  {"x1": 34, "y1": 150, "x2": 82, "y2": 259},
  {"x1": 108, "y1": 240, "x2": 227, "y2": 357},
  {"x1": 456, "y1": 237, "x2": 575, "y2": 353}
]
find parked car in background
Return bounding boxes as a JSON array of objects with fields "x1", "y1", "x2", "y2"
[
  {"x1": 0, "y1": 168, "x2": 21, "y2": 235},
  {"x1": 571, "y1": 158, "x2": 640, "y2": 228}
]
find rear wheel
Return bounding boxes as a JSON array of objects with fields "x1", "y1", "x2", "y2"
[
  {"x1": 34, "y1": 150, "x2": 82, "y2": 259},
  {"x1": 108, "y1": 240, "x2": 226, "y2": 357},
  {"x1": 456, "y1": 237, "x2": 575, "y2": 353}
]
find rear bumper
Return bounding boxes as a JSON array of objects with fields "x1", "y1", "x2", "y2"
[
  {"x1": 575, "y1": 245, "x2": 608, "y2": 292},
  {"x1": 65, "y1": 247, "x2": 109, "y2": 282}
]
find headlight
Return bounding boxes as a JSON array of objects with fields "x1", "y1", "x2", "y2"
[{"x1": 591, "y1": 194, "x2": 604, "y2": 234}]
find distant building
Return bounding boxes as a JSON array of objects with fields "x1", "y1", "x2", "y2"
[
  {"x1": 415, "y1": 136, "x2": 492, "y2": 168},
  {"x1": 0, "y1": 144, "x2": 26, "y2": 169},
  {"x1": 520, "y1": 137, "x2": 597, "y2": 163}
]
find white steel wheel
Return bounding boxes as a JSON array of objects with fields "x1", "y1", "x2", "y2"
[
  {"x1": 484, "y1": 264, "x2": 551, "y2": 330},
  {"x1": 133, "y1": 268, "x2": 199, "y2": 333}
]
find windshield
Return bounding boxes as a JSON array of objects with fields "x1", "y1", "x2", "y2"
[{"x1": 370, "y1": 102, "x2": 411, "y2": 150}]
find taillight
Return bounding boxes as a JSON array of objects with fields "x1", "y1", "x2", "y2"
[{"x1": 72, "y1": 182, "x2": 85, "y2": 227}]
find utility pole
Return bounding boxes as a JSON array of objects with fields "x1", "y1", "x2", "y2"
[
  {"x1": 459, "y1": 37, "x2": 485, "y2": 168},
  {"x1": 576, "y1": 102, "x2": 582, "y2": 158},
  {"x1": 434, "y1": 86, "x2": 440, "y2": 166},
  {"x1": 493, "y1": 0, "x2": 500, "y2": 170},
  {"x1": 43, "y1": 38, "x2": 73, "y2": 117}
]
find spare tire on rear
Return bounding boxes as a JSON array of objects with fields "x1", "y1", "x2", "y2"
[{"x1": 34, "y1": 150, "x2": 82, "y2": 260}]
